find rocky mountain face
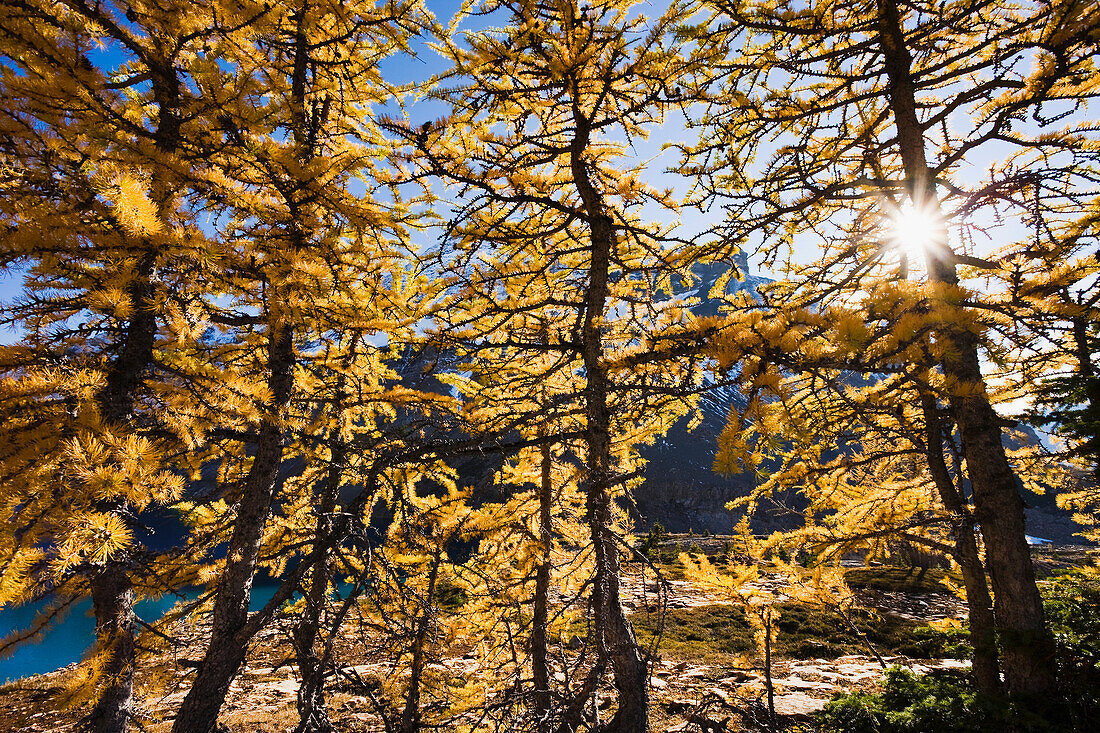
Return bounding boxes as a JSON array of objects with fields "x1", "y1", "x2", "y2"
[{"x1": 633, "y1": 252, "x2": 767, "y2": 535}]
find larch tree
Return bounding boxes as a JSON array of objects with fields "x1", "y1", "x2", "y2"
[
  {"x1": 0, "y1": 2, "x2": 223, "y2": 730},
  {"x1": 353, "y1": 474, "x2": 477, "y2": 733},
  {"x1": 274, "y1": 340, "x2": 452, "y2": 733},
  {"x1": 269, "y1": 354, "x2": 484, "y2": 733},
  {"x1": 688, "y1": 0, "x2": 1099, "y2": 696},
  {"x1": 386, "y1": 0, "x2": 721, "y2": 727},
  {"x1": 166, "y1": 1, "x2": 433, "y2": 730},
  {"x1": 276, "y1": 335, "x2": 428, "y2": 733},
  {"x1": 981, "y1": 32, "x2": 1100, "y2": 521}
]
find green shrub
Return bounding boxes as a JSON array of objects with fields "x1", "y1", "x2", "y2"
[
  {"x1": 639, "y1": 522, "x2": 665, "y2": 559},
  {"x1": 818, "y1": 569, "x2": 1100, "y2": 732},
  {"x1": 1043, "y1": 567, "x2": 1100, "y2": 728},
  {"x1": 818, "y1": 667, "x2": 1000, "y2": 733},
  {"x1": 818, "y1": 663, "x2": 1091, "y2": 733}
]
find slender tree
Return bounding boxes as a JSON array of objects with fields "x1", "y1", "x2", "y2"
[{"x1": 387, "y1": 1, "x2": 719, "y2": 727}]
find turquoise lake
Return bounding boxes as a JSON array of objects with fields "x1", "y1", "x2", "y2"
[{"x1": 0, "y1": 584, "x2": 280, "y2": 683}]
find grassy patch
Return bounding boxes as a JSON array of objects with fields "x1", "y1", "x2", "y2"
[
  {"x1": 774, "y1": 603, "x2": 969, "y2": 660},
  {"x1": 630, "y1": 603, "x2": 969, "y2": 663},
  {"x1": 633, "y1": 604, "x2": 754, "y2": 663},
  {"x1": 844, "y1": 567, "x2": 963, "y2": 594}
]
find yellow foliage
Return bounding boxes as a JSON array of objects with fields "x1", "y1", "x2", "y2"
[
  {"x1": 928, "y1": 616, "x2": 965, "y2": 633},
  {"x1": 55, "y1": 512, "x2": 133, "y2": 572}
]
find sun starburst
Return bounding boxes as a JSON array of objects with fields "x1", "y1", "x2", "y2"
[{"x1": 889, "y1": 199, "x2": 946, "y2": 256}]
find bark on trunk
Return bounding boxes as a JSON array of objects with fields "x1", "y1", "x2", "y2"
[
  {"x1": 875, "y1": 0, "x2": 1056, "y2": 695},
  {"x1": 570, "y1": 113, "x2": 648, "y2": 733},
  {"x1": 921, "y1": 392, "x2": 1001, "y2": 695},
  {"x1": 944, "y1": 347, "x2": 1055, "y2": 693},
  {"x1": 587, "y1": 501, "x2": 647, "y2": 733},
  {"x1": 171, "y1": 328, "x2": 294, "y2": 733},
  {"x1": 532, "y1": 440, "x2": 553, "y2": 732},
  {"x1": 88, "y1": 566, "x2": 137, "y2": 733},
  {"x1": 294, "y1": 572, "x2": 333, "y2": 733},
  {"x1": 293, "y1": 536, "x2": 336, "y2": 733}
]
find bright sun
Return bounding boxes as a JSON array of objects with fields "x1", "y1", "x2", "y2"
[{"x1": 891, "y1": 200, "x2": 945, "y2": 254}]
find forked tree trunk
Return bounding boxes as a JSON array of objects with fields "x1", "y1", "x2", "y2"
[
  {"x1": 876, "y1": 0, "x2": 1055, "y2": 696},
  {"x1": 174, "y1": 9, "x2": 317, "y2": 728},
  {"x1": 942, "y1": 346, "x2": 1055, "y2": 694},
  {"x1": 588, "y1": 491, "x2": 648, "y2": 733},
  {"x1": 294, "y1": 552, "x2": 335, "y2": 733},
  {"x1": 921, "y1": 392, "x2": 1001, "y2": 695},
  {"x1": 171, "y1": 328, "x2": 294, "y2": 733}
]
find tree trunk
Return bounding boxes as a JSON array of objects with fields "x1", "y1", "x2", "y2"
[
  {"x1": 570, "y1": 114, "x2": 648, "y2": 733},
  {"x1": 921, "y1": 392, "x2": 1001, "y2": 695},
  {"x1": 293, "y1": 423, "x2": 346, "y2": 733},
  {"x1": 400, "y1": 549, "x2": 441, "y2": 733},
  {"x1": 293, "y1": 566, "x2": 333, "y2": 733},
  {"x1": 85, "y1": 52, "x2": 182, "y2": 729},
  {"x1": 588, "y1": 490, "x2": 648, "y2": 733},
  {"x1": 763, "y1": 610, "x2": 776, "y2": 733},
  {"x1": 87, "y1": 255, "x2": 156, "y2": 733},
  {"x1": 172, "y1": 328, "x2": 294, "y2": 733},
  {"x1": 88, "y1": 565, "x2": 137, "y2": 733},
  {"x1": 875, "y1": 0, "x2": 1056, "y2": 696},
  {"x1": 1070, "y1": 314, "x2": 1100, "y2": 486},
  {"x1": 532, "y1": 440, "x2": 553, "y2": 732},
  {"x1": 943, "y1": 346, "x2": 1055, "y2": 693}
]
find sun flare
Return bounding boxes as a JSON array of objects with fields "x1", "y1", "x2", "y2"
[{"x1": 890, "y1": 200, "x2": 945, "y2": 254}]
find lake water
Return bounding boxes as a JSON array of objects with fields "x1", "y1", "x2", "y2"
[{"x1": 0, "y1": 584, "x2": 280, "y2": 683}]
